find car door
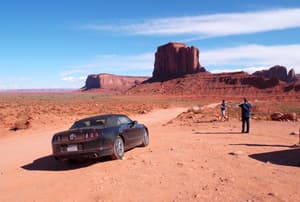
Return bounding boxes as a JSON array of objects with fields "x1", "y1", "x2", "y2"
[{"x1": 118, "y1": 116, "x2": 138, "y2": 147}]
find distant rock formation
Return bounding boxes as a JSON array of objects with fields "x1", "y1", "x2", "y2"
[
  {"x1": 152, "y1": 42, "x2": 205, "y2": 81},
  {"x1": 84, "y1": 74, "x2": 149, "y2": 92},
  {"x1": 253, "y1": 65, "x2": 297, "y2": 83},
  {"x1": 288, "y1": 69, "x2": 296, "y2": 82},
  {"x1": 127, "y1": 71, "x2": 300, "y2": 99}
]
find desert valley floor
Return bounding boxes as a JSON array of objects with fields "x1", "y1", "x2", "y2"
[{"x1": 0, "y1": 94, "x2": 299, "y2": 202}]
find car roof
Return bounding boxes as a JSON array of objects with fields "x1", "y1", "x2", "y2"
[{"x1": 76, "y1": 114, "x2": 128, "y2": 122}]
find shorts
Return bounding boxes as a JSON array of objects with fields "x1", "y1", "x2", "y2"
[{"x1": 221, "y1": 110, "x2": 226, "y2": 117}]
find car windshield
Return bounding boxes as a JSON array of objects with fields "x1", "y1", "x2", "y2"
[{"x1": 70, "y1": 117, "x2": 107, "y2": 129}]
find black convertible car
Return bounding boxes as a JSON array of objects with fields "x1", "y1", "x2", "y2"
[{"x1": 51, "y1": 114, "x2": 149, "y2": 161}]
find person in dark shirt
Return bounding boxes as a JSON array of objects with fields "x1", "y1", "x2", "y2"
[
  {"x1": 239, "y1": 98, "x2": 252, "y2": 133},
  {"x1": 220, "y1": 99, "x2": 226, "y2": 121}
]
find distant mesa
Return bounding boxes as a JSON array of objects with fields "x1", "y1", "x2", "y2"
[
  {"x1": 82, "y1": 42, "x2": 299, "y2": 98},
  {"x1": 151, "y1": 42, "x2": 207, "y2": 81},
  {"x1": 253, "y1": 65, "x2": 297, "y2": 83},
  {"x1": 83, "y1": 73, "x2": 149, "y2": 92}
]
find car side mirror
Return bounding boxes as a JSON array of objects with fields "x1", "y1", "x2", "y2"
[{"x1": 129, "y1": 120, "x2": 137, "y2": 127}]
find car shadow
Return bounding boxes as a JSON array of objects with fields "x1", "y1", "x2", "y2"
[
  {"x1": 249, "y1": 148, "x2": 300, "y2": 167},
  {"x1": 229, "y1": 143, "x2": 295, "y2": 148},
  {"x1": 194, "y1": 131, "x2": 241, "y2": 135},
  {"x1": 21, "y1": 155, "x2": 112, "y2": 171}
]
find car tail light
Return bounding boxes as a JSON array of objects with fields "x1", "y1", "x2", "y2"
[{"x1": 84, "y1": 130, "x2": 100, "y2": 139}]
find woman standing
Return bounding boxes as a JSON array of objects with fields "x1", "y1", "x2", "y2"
[{"x1": 221, "y1": 100, "x2": 226, "y2": 121}]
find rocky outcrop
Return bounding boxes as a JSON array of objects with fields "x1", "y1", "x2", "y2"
[
  {"x1": 127, "y1": 71, "x2": 300, "y2": 99},
  {"x1": 152, "y1": 42, "x2": 204, "y2": 81},
  {"x1": 271, "y1": 112, "x2": 297, "y2": 121},
  {"x1": 253, "y1": 65, "x2": 297, "y2": 83},
  {"x1": 84, "y1": 74, "x2": 149, "y2": 92}
]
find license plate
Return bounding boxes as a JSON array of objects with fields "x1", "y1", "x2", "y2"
[{"x1": 67, "y1": 144, "x2": 78, "y2": 152}]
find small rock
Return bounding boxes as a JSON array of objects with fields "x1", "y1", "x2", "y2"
[
  {"x1": 290, "y1": 131, "x2": 298, "y2": 136},
  {"x1": 202, "y1": 185, "x2": 209, "y2": 190},
  {"x1": 229, "y1": 151, "x2": 244, "y2": 156},
  {"x1": 268, "y1": 192, "x2": 275, "y2": 197},
  {"x1": 193, "y1": 194, "x2": 200, "y2": 198}
]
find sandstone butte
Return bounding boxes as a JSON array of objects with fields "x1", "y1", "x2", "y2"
[{"x1": 152, "y1": 42, "x2": 206, "y2": 81}]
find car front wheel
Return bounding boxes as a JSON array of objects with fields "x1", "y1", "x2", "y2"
[
  {"x1": 140, "y1": 129, "x2": 149, "y2": 147},
  {"x1": 112, "y1": 136, "x2": 124, "y2": 160}
]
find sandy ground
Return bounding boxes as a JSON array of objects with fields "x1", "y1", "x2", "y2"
[{"x1": 0, "y1": 106, "x2": 300, "y2": 202}]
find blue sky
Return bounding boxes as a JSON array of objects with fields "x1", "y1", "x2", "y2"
[{"x1": 1, "y1": 0, "x2": 300, "y2": 89}]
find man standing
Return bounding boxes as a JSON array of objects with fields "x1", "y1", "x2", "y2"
[{"x1": 239, "y1": 98, "x2": 252, "y2": 133}]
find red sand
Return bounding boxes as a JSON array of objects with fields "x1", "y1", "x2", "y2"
[{"x1": 0, "y1": 101, "x2": 299, "y2": 202}]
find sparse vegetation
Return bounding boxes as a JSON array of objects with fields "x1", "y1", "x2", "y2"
[{"x1": 0, "y1": 93, "x2": 298, "y2": 131}]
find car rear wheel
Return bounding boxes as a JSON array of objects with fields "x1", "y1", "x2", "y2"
[
  {"x1": 112, "y1": 136, "x2": 124, "y2": 160},
  {"x1": 140, "y1": 129, "x2": 149, "y2": 147}
]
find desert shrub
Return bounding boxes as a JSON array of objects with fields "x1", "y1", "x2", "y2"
[{"x1": 10, "y1": 111, "x2": 32, "y2": 131}]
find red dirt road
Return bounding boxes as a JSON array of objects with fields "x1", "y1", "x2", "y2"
[{"x1": 0, "y1": 107, "x2": 299, "y2": 202}]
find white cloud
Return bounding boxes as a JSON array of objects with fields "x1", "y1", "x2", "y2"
[
  {"x1": 201, "y1": 44, "x2": 300, "y2": 73},
  {"x1": 64, "y1": 53, "x2": 154, "y2": 76},
  {"x1": 210, "y1": 66, "x2": 268, "y2": 74},
  {"x1": 61, "y1": 76, "x2": 86, "y2": 82},
  {"x1": 59, "y1": 53, "x2": 154, "y2": 88},
  {"x1": 60, "y1": 69, "x2": 89, "y2": 77},
  {"x1": 83, "y1": 8, "x2": 300, "y2": 38}
]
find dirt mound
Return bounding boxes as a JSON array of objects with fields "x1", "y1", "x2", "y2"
[
  {"x1": 166, "y1": 104, "x2": 225, "y2": 126},
  {"x1": 165, "y1": 101, "x2": 291, "y2": 126}
]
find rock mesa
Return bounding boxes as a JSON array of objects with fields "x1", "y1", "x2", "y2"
[
  {"x1": 152, "y1": 42, "x2": 205, "y2": 81},
  {"x1": 84, "y1": 74, "x2": 149, "y2": 91}
]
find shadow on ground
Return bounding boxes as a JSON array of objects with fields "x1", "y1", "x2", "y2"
[
  {"x1": 21, "y1": 155, "x2": 112, "y2": 171},
  {"x1": 230, "y1": 143, "x2": 294, "y2": 148},
  {"x1": 249, "y1": 148, "x2": 300, "y2": 167},
  {"x1": 194, "y1": 131, "x2": 241, "y2": 135}
]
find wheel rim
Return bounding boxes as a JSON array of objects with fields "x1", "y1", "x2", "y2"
[
  {"x1": 115, "y1": 138, "x2": 124, "y2": 156},
  {"x1": 144, "y1": 130, "x2": 149, "y2": 145}
]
